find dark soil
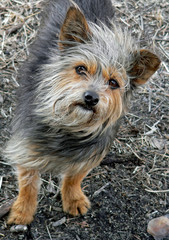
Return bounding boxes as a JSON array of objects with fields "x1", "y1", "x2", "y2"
[{"x1": 0, "y1": 0, "x2": 169, "y2": 239}]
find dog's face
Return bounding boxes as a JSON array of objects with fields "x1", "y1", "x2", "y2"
[{"x1": 36, "y1": 7, "x2": 160, "y2": 135}]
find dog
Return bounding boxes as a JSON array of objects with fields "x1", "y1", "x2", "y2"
[{"x1": 5, "y1": 0, "x2": 160, "y2": 225}]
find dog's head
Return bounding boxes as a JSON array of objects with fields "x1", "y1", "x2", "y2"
[{"x1": 36, "y1": 7, "x2": 160, "y2": 136}]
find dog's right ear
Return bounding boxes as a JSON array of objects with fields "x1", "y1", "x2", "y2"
[{"x1": 59, "y1": 7, "x2": 90, "y2": 49}]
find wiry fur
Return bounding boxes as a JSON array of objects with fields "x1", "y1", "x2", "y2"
[
  {"x1": 4, "y1": 0, "x2": 130, "y2": 173},
  {"x1": 4, "y1": 0, "x2": 160, "y2": 224}
]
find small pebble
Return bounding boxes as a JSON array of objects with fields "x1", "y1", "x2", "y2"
[
  {"x1": 147, "y1": 215, "x2": 169, "y2": 240},
  {"x1": 10, "y1": 225, "x2": 28, "y2": 233}
]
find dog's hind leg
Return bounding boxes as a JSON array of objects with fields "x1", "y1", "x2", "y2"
[{"x1": 8, "y1": 167, "x2": 40, "y2": 225}]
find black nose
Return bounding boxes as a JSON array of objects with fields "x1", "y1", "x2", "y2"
[{"x1": 83, "y1": 91, "x2": 99, "y2": 107}]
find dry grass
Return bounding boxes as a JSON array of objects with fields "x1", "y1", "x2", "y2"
[{"x1": 112, "y1": 0, "x2": 169, "y2": 194}]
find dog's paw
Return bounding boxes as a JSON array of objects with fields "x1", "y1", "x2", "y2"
[
  {"x1": 8, "y1": 211, "x2": 34, "y2": 225},
  {"x1": 7, "y1": 200, "x2": 35, "y2": 225},
  {"x1": 63, "y1": 193, "x2": 91, "y2": 216}
]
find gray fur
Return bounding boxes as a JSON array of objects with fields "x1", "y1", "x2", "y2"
[{"x1": 4, "y1": 0, "x2": 151, "y2": 174}]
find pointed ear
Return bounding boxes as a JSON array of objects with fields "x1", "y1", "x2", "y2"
[
  {"x1": 128, "y1": 50, "x2": 161, "y2": 86},
  {"x1": 59, "y1": 7, "x2": 90, "y2": 49}
]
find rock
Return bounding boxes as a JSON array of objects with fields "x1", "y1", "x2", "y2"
[
  {"x1": 10, "y1": 225, "x2": 28, "y2": 233},
  {"x1": 0, "y1": 94, "x2": 3, "y2": 104},
  {"x1": 147, "y1": 215, "x2": 169, "y2": 240},
  {"x1": 53, "y1": 217, "x2": 66, "y2": 227}
]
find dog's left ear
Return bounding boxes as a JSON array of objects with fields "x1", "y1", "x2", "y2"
[
  {"x1": 59, "y1": 7, "x2": 90, "y2": 49},
  {"x1": 128, "y1": 49, "x2": 161, "y2": 86}
]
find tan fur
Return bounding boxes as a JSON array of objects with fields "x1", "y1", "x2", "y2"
[
  {"x1": 8, "y1": 167, "x2": 40, "y2": 225},
  {"x1": 61, "y1": 171, "x2": 90, "y2": 216}
]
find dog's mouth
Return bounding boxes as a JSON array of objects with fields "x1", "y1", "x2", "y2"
[{"x1": 76, "y1": 103, "x2": 96, "y2": 113}]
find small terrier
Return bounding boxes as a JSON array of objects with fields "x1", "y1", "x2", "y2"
[{"x1": 5, "y1": 0, "x2": 160, "y2": 225}]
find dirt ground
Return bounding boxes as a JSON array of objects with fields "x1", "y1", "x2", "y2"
[{"x1": 0, "y1": 0, "x2": 169, "y2": 239}]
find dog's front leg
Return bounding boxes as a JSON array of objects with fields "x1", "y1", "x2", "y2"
[
  {"x1": 8, "y1": 167, "x2": 40, "y2": 225},
  {"x1": 61, "y1": 170, "x2": 91, "y2": 216}
]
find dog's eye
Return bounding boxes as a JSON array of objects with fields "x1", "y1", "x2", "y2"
[
  {"x1": 108, "y1": 79, "x2": 119, "y2": 89},
  {"x1": 75, "y1": 66, "x2": 87, "y2": 75}
]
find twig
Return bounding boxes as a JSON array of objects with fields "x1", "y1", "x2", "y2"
[
  {"x1": 24, "y1": 11, "x2": 41, "y2": 20},
  {"x1": 144, "y1": 116, "x2": 163, "y2": 135},
  {"x1": 6, "y1": 23, "x2": 23, "y2": 35},
  {"x1": 126, "y1": 143, "x2": 142, "y2": 160},
  {"x1": 46, "y1": 225, "x2": 53, "y2": 240},
  {"x1": 0, "y1": 161, "x2": 10, "y2": 166},
  {"x1": 162, "y1": 62, "x2": 169, "y2": 73},
  {"x1": 145, "y1": 188, "x2": 169, "y2": 193},
  {"x1": 158, "y1": 43, "x2": 169, "y2": 60},
  {"x1": 148, "y1": 87, "x2": 152, "y2": 112},
  {"x1": 158, "y1": 92, "x2": 169, "y2": 97},
  {"x1": 133, "y1": 235, "x2": 141, "y2": 240},
  {"x1": 149, "y1": 154, "x2": 157, "y2": 173},
  {"x1": 149, "y1": 167, "x2": 169, "y2": 173},
  {"x1": 41, "y1": 177, "x2": 60, "y2": 190},
  {"x1": 0, "y1": 176, "x2": 3, "y2": 190},
  {"x1": 86, "y1": 171, "x2": 106, "y2": 179},
  {"x1": 151, "y1": 100, "x2": 165, "y2": 114},
  {"x1": 155, "y1": 38, "x2": 169, "y2": 42},
  {"x1": 140, "y1": 16, "x2": 144, "y2": 31},
  {"x1": 93, "y1": 182, "x2": 110, "y2": 197},
  {"x1": 120, "y1": 18, "x2": 130, "y2": 27}
]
